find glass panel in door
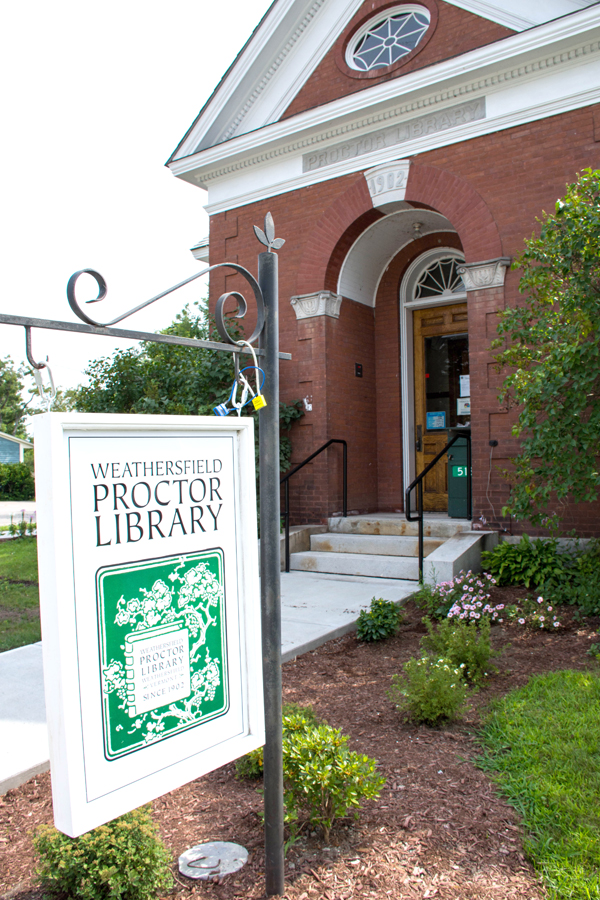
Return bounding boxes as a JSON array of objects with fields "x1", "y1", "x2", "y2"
[{"x1": 413, "y1": 304, "x2": 469, "y2": 511}]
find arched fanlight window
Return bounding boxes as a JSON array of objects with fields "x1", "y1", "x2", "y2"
[
  {"x1": 347, "y1": 5, "x2": 430, "y2": 72},
  {"x1": 414, "y1": 256, "x2": 465, "y2": 300}
]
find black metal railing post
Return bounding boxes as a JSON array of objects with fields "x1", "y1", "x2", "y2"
[
  {"x1": 418, "y1": 479, "x2": 424, "y2": 582},
  {"x1": 280, "y1": 439, "x2": 347, "y2": 573},
  {"x1": 342, "y1": 441, "x2": 347, "y2": 518},
  {"x1": 284, "y1": 480, "x2": 290, "y2": 573},
  {"x1": 406, "y1": 431, "x2": 472, "y2": 582}
]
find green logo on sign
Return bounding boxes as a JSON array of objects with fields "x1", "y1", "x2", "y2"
[{"x1": 97, "y1": 550, "x2": 228, "y2": 760}]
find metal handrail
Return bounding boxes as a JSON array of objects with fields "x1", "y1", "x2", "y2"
[
  {"x1": 280, "y1": 439, "x2": 347, "y2": 572},
  {"x1": 405, "y1": 432, "x2": 472, "y2": 581}
]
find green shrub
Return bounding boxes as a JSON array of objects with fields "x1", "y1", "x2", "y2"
[
  {"x1": 356, "y1": 597, "x2": 402, "y2": 642},
  {"x1": 587, "y1": 638, "x2": 600, "y2": 660},
  {"x1": 388, "y1": 655, "x2": 468, "y2": 725},
  {"x1": 0, "y1": 462, "x2": 35, "y2": 501},
  {"x1": 236, "y1": 704, "x2": 383, "y2": 842},
  {"x1": 235, "y1": 744, "x2": 264, "y2": 780},
  {"x1": 236, "y1": 703, "x2": 320, "y2": 779},
  {"x1": 481, "y1": 535, "x2": 571, "y2": 588},
  {"x1": 282, "y1": 723, "x2": 385, "y2": 842},
  {"x1": 33, "y1": 807, "x2": 173, "y2": 900},
  {"x1": 420, "y1": 616, "x2": 497, "y2": 685},
  {"x1": 562, "y1": 541, "x2": 600, "y2": 616}
]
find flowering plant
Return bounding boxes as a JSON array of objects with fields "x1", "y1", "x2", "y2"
[
  {"x1": 420, "y1": 616, "x2": 497, "y2": 684},
  {"x1": 388, "y1": 655, "x2": 468, "y2": 725},
  {"x1": 416, "y1": 570, "x2": 503, "y2": 622},
  {"x1": 505, "y1": 596, "x2": 561, "y2": 630}
]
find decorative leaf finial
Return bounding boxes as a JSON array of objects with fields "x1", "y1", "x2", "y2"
[{"x1": 253, "y1": 212, "x2": 285, "y2": 252}]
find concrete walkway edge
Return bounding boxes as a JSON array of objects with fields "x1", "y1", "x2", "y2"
[{"x1": 1, "y1": 572, "x2": 416, "y2": 794}]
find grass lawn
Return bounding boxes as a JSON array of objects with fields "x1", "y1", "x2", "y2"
[
  {"x1": 479, "y1": 668, "x2": 600, "y2": 900},
  {"x1": 0, "y1": 537, "x2": 40, "y2": 653}
]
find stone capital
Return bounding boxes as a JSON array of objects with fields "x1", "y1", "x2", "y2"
[
  {"x1": 290, "y1": 291, "x2": 342, "y2": 320},
  {"x1": 457, "y1": 257, "x2": 511, "y2": 291}
]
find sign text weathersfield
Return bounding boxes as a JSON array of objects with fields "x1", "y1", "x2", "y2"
[{"x1": 92, "y1": 458, "x2": 224, "y2": 547}]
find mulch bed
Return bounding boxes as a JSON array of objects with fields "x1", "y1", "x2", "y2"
[{"x1": 1, "y1": 590, "x2": 599, "y2": 900}]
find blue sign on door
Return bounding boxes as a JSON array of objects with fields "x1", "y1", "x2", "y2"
[{"x1": 426, "y1": 411, "x2": 446, "y2": 430}]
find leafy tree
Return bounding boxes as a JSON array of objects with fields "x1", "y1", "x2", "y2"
[
  {"x1": 0, "y1": 356, "x2": 34, "y2": 437},
  {"x1": 494, "y1": 168, "x2": 600, "y2": 526},
  {"x1": 70, "y1": 302, "x2": 303, "y2": 472}
]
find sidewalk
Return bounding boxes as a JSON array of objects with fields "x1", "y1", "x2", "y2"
[
  {"x1": 0, "y1": 571, "x2": 415, "y2": 794},
  {"x1": 0, "y1": 501, "x2": 36, "y2": 526}
]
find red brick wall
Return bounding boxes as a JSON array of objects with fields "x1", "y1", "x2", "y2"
[
  {"x1": 209, "y1": 105, "x2": 600, "y2": 534},
  {"x1": 283, "y1": 0, "x2": 514, "y2": 119}
]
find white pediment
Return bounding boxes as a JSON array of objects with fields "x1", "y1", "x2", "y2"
[
  {"x1": 169, "y1": 0, "x2": 598, "y2": 165},
  {"x1": 444, "y1": 0, "x2": 596, "y2": 32}
]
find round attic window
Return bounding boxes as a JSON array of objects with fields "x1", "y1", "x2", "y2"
[{"x1": 346, "y1": 5, "x2": 431, "y2": 72}]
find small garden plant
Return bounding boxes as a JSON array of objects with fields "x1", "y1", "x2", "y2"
[
  {"x1": 414, "y1": 570, "x2": 502, "y2": 622},
  {"x1": 505, "y1": 596, "x2": 561, "y2": 630},
  {"x1": 420, "y1": 616, "x2": 497, "y2": 684},
  {"x1": 33, "y1": 807, "x2": 173, "y2": 900},
  {"x1": 562, "y1": 540, "x2": 600, "y2": 616},
  {"x1": 356, "y1": 597, "x2": 402, "y2": 642},
  {"x1": 236, "y1": 703, "x2": 384, "y2": 842},
  {"x1": 481, "y1": 534, "x2": 571, "y2": 588},
  {"x1": 388, "y1": 655, "x2": 468, "y2": 725},
  {"x1": 235, "y1": 703, "x2": 320, "y2": 779},
  {"x1": 282, "y1": 720, "x2": 385, "y2": 842}
]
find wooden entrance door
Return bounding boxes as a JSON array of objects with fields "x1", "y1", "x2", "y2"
[{"x1": 413, "y1": 304, "x2": 470, "y2": 511}]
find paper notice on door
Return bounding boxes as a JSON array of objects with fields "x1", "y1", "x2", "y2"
[
  {"x1": 460, "y1": 375, "x2": 470, "y2": 398},
  {"x1": 457, "y1": 397, "x2": 471, "y2": 416}
]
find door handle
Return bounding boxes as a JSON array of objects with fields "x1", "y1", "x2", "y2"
[{"x1": 415, "y1": 425, "x2": 422, "y2": 453}]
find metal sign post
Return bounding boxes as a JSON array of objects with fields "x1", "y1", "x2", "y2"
[
  {"x1": 258, "y1": 248, "x2": 285, "y2": 896},
  {"x1": 0, "y1": 215, "x2": 287, "y2": 894}
]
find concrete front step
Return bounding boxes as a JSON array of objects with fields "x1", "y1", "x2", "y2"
[
  {"x1": 290, "y1": 550, "x2": 420, "y2": 580},
  {"x1": 328, "y1": 514, "x2": 471, "y2": 539},
  {"x1": 310, "y1": 532, "x2": 442, "y2": 557}
]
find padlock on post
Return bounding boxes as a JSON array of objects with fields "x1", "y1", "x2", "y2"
[{"x1": 252, "y1": 394, "x2": 267, "y2": 411}]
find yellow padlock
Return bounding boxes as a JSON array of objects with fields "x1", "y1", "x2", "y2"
[{"x1": 252, "y1": 394, "x2": 267, "y2": 410}]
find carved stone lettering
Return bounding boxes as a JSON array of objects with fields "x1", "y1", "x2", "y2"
[{"x1": 302, "y1": 98, "x2": 486, "y2": 172}]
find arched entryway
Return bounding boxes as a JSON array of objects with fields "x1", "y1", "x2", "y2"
[
  {"x1": 290, "y1": 163, "x2": 504, "y2": 520},
  {"x1": 336, "y1": 205, "x2": 466, "y2": 513}
]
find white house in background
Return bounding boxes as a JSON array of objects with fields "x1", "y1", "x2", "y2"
[{"x1": 0, "y1": 433, "x2": 33, "y2": 464}]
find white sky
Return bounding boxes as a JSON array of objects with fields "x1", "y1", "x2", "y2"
[{"x1": 0, "y1": 0, "x2": 273, "y2": 398}]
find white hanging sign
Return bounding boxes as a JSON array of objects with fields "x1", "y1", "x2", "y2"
[{"x1": 34, "y1": 413, "x2": 263, "y2": 837}]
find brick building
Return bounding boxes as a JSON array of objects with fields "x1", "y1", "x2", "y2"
[{"x1": 168, "y1": 0, "x2": 600, "y2": 535}]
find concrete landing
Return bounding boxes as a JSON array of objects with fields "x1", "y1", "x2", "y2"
[
  {"x1": 0, "y1": 571, "x2": 416, "y2": 795},
  {"x1": 280, "y1": 571, "x2": 415, "y2": 661}
]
